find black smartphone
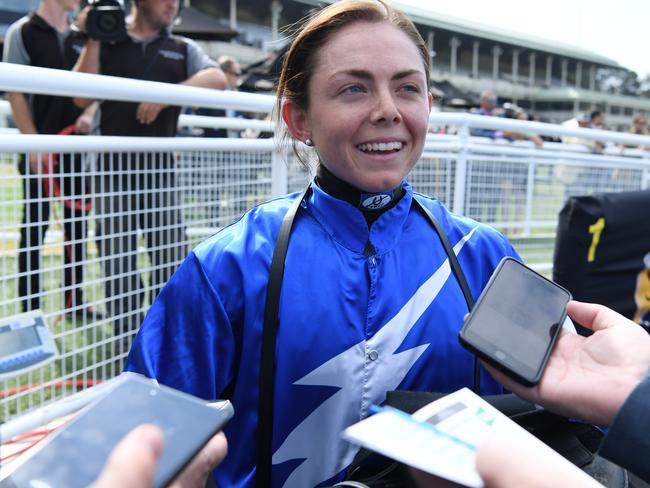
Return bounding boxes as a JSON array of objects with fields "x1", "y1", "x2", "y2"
[
  {"x1": 0, "y1": 374, "x2": 233, "y2": 488},
  {"x1": 459, "y1": 257, "x2": 572, "y2": 386}
]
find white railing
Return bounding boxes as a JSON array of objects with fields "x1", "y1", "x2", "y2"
[{"x1": 1, "y1": 64, "x2": 650, "y2": 423}]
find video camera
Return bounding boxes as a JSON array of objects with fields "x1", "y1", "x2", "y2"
[{"x1": 86, "y1": 0, "x2": 128, "y2": 43}]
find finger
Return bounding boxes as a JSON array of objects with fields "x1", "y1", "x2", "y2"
[
  {"x1": 566, "y1": 300, "x2": 632, "y2": 332},
  {"x1": 480, "y1": 361, "x2": 540, "y2": 402},
  {"x1": 169, "y1": 431, "x2": 227, "y2": 488},
  {"x1": 136, "y1": 103, "x2": 148, "y2": 123},
  {"x1": 147, "y1": 105, "x2": 163, "y2": 124},
  {"x1": 476, "y1": 438, "x2": 599, "y2": 488},
  {"x1": 90, "y1": 424, "x2": 164, "y2": 488}
]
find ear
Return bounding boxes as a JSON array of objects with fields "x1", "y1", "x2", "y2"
[
  {"x1": 282, "y1": 99, "x2": 311, "y2": 143},
  {"x1": 427, "y1": 91, "x2": 433, "y2": 113}
]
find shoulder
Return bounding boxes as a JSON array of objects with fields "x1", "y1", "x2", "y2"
[
  {"x1": 414, "y1": 193, "x2": 512, "y2": 248},
  {"x1": 2, "y1": 16, "x2": 30, "y2": 63},
  {"x1": 169, "y1": 34, "x2": 202, "y2": 54},
  {"x1": 192, "y1": 192, "x2": 302, "y2": 269},
  {"x1": 4, "y1": 15, "x2": 30, "y2": 44}
]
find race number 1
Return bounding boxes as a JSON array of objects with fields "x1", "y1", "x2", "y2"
[{"x1": 587, "y1": 217, "x2": 605, "y2": 263}]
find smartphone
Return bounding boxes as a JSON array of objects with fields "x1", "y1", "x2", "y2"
[
  {"x1": 0, "y1": 374, "x2": 233, "y2": 488},
  {"x1": 459, "y1": 257, "x2": 571, "y2": 386}
]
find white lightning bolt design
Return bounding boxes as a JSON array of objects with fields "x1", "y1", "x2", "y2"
[{"x1": 272, "y1": 227, "x2": 479, "y2": 487}]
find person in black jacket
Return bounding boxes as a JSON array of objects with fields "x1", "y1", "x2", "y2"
[
  {"x1": 73, "y1": 0, "x2": 226, "y2": 352},
  {"x1": 3, "y1": 0, "x2": 101, "y2": 319}
]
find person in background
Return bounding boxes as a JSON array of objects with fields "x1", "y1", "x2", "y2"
[
  {"x1": 125, "y1": 1, "x2": 521, "y2": 485},
  {"x1": 73, "y1": 0, "x2": 226, "y2": 351},
  {"x1": 3, "y1": 0, "x2": 101, "y2": 319},
  {"x1": 469, "y1": 90, "x2": 503, "y2": 139},
  {"x1": 562, "y1": 112, "x2": 604, "y2": 153},
  {"x1": 501, "y1": 103, "x2": 543, "y2": 147},
  {"x1": 619, "y1": 112, "x2": 648, "y2": 151}
]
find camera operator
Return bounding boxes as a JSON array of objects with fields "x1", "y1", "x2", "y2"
[{"x1": 72, "y1": 0, "x2": 226, "y2": 352}]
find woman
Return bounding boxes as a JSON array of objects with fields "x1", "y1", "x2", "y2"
[{"x1": 126, "y1": 1, "x2": 519, "y2": 486}]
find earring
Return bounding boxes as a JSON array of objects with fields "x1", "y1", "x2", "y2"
[{"x1": 305, "y1": 138, "x2": 313, "y2": 147}]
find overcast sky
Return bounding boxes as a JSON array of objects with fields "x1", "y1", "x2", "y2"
[{"x1": 400, "y1": 0, "x2": 649, "y2": 78}]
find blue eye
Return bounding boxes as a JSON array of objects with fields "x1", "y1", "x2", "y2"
[
  {"x1": 342, "y1": 85, "x2": 364, "y2": 94},
  {"x1": 401, "y1": 84, "x2": 420, "y2": 93}
]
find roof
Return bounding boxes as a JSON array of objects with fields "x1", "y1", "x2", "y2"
[
  {"x1": 293, "y1": 0, "x2": 621, "y2": 68},
  {"x1": 173, "y1": 6, "x2": 239, "y2": 41}
]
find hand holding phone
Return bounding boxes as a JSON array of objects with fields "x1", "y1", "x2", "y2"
[
  {"x1": 0, "y1": 375, "x2": 233, "y2": 488},
  {"x1": 459, "y1": 257, "x2": 571, "y2": 386}
]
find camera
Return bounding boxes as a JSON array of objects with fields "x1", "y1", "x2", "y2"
[{"x1": 86, "y1": 0, "x2": 128, "y2": 43}]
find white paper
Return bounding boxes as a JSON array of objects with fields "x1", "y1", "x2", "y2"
[{"x1": 343, "y1": 388, "x2": 600, "y2": 487}]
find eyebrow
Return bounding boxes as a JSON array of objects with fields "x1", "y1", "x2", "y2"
[{"x1": 330, "y1": 68, "x2": 423, "y2": 81}]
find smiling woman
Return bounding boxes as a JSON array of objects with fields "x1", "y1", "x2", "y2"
[{"x1": 125, "y1": 1, "x2": 521, "y2": 487}]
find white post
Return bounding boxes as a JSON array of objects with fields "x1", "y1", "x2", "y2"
[
  {"x1": 271, "y1": 145, "x2": 288, "y2": 197},
  {"x1": 472, "y1": 41, "x2": 480, "y2": 78},
  {"x1": 528, "y1": 52, "x2": 536, "y2": 86},
  {"x1": 450, "y1": 36, "x2": 460, "y2": 74},
  {"x1": 492, "y1": 45, "x2": 502, "y2": 80},
  {"x1": 452, "y1": 124, "x2": 469, "y2": 215},
  {"x1": 524, "y1": 159, "x2": 535, "y2": 237},
  {"x1": 270, "y1": 1, "x2": 283, "y2": 43},
  {"x1": 546, "y1": 55, "x2": 553, "y2": 86},
  {"x1": 230, "y1": 0, "x2": 237, "y2": 31},
  {"x1": 512, "y1": 49, "x2": 519, "y2": 85},
  {"x1": 575, "y1": 61, "x2": 582, "y2": 88},
  {"x1": 589, "y1": 65, "x2": 596, "y2": 91},
  {"x1": 561, "y1": 59, "x2": 568, "y2": 86}
]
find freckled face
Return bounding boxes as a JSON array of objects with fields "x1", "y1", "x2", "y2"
[{"x1": 288, "y1": 21, "x2": 431, "y2": 192}]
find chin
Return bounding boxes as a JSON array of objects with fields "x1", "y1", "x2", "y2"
[{"x1": 359, "y1": 178, "x2": 403, "y2": 193}]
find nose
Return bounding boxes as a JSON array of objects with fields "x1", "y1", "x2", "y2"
[{"x1": 370, "y1": 88, "x2": 401, "y2": 125}]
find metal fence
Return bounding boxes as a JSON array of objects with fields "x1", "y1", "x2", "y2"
[{"x1": 1, "y1": 64, "x2": 650, "y2": 423}]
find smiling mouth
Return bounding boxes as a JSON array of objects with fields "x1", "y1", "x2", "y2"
[{"x1": 356, "y1": 141, "x2": 403, "y2": 153}]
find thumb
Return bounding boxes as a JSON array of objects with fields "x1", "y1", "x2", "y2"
[{"x1": 90, "y1": 424, "x2": 164, "y2": 488}]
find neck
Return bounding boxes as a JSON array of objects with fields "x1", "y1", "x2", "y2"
[
  {"x1": 37, "y1": 0, "x2": 70, "y2": 33},
  {"x1": 130, "y1": 11, "x2": 164, "y2": 39},
  {"x1": 315, "y1": 165, "x2": 404, "y2": 226}
]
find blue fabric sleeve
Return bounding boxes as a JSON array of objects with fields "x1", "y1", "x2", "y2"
[
  {"x1": 599, "y1": 373, "x2": 650, "y2": 482},
  {"x1": 125, "y1": 251, "x2": 236, "y2": 401}
]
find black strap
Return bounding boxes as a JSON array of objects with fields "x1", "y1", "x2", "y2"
[
  {"x1": 411, "y1": 198, "x2": 475, "y2": 310},
  {"x1": 256, "y1": 186, "x2": 310, "y2": 487},
  {"x1": 256, "y1": 188, "x2": 477, "y2": 486},
  {"x1": 412, "y1": 197, "x2": 481, "y2": 395}
]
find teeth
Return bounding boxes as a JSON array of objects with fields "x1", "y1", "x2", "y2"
[{"x1": 357, "y1": 141, "x2": 403, "y2": 152}]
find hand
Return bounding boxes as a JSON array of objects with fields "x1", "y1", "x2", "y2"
[
  {"x1": 28, "y1": 153, "x2": 41, "y2": 174},
  {"x1": 75, "y1": 113, "x2": 93, "y2": 134},
  {"x1": 168, "y1": 431, "x2": 228, "y2": 487},
  {"x1": 90, "y1": 424, "x2": 163, "y2": 488},
  {"x1": 530, "y1": 134, "x2": 544, "y2": 147},
  {"x1": 75, "y1": 6, "x2": 90, "y2": 34},
  {"x1": 136, "y1": 103, "x2": 167, "y2": 125},
  {"x1": 475, "y1": 438, "x2": 599, "y2": 488},
  {"x1": 483, "y1": 300, "x2": 650, "y2": 426},
  {"x1": 90, "y1": 424, "x2": 228, "y2": 488}
]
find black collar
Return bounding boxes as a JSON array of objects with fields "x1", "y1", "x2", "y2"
[{"x1": 315, "y1": 165, "x2": 404, "y2": 226}]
